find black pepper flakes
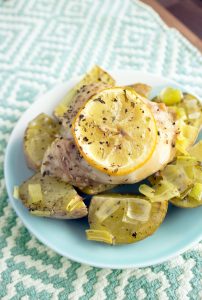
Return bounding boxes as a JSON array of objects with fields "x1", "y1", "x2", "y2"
[
  {"x1": 93, "y1": 97, "x2": 105, "y2": 104},
  {"x1": 42, "y1": 170, "x2": 50, "y2": 177},
  {"x1": 79, "y1": 114, "x2": 85, "y2": 120}
]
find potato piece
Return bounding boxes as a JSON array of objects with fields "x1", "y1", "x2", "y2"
[
  {"x1": 79, "y1": 183, "x2": 117, "y2": 195},
  {"x1": 170, "y1": 195, "x2": 202, "y2": 208},
  {"x1": 19, "y1": 173, "x2": 87, "y2": 219},
  {"x1": 129, "y1": 83, "x2": 152, "y2": 98},
  {"x1": 53, "y1": 65, "x2": 115, "y2": 120},
  {"x1": 182, "y1": 93, "x2": 202, "y2": 128},
  {"x1": 88, "y1": 194, "x2": 168, "y2": 244},
  {"x1": 24, "y1": 113, "x2": 59, "y2": 171},
  {"x1": 170, "y1": 171, "x2": 202, "y2": 208},
  {"x1": 154, "y1": 91, "x2": 202, "y2": 130}
]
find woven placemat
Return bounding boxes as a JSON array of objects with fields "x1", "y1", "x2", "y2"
[{"x1": 0, "y1": 0, "x2": 202, "y2": 299}]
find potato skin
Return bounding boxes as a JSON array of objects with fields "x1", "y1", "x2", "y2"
[
  {"x1": 79, "y1": 183, "x2": 117, "y2": 195},
  {"x1": 88, "y1": 194, "x2": 168, "y2": 244},
  {"x1": 170, "y1": 196, "x2": 202, "y2": 208},
  {"x1": 19, "y1": 173, "x2": 88, "y2": 219},
  {"x1": 24, "y1": 113, "x2": 59, "y2": 171}
]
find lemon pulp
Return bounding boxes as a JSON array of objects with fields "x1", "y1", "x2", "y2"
[{"x1": 72, "y1": 87, "x2": 157, "y2": 176}]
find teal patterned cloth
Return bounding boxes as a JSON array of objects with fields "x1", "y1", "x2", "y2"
[{"x1": 0, "y1": 0, "x2": 202, "y2": 299}]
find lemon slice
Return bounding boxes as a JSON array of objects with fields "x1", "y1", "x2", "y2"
[{"x1": 72, "y1": 87, "x2": 157, "y2": 176}]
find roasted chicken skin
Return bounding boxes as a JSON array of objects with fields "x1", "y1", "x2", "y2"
[{"x1": 41, "y1": 85, "x2": 177, "y2": 187}]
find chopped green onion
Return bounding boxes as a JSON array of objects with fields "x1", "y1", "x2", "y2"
[
  {"x1": 86, "y1": 229, "x2": 114, "y2": 244},
  {"x1": 66, "y1": 196, "x2": 85, "y2": 212},
  {"x1": 176, "y1": 156, "x2": 198, "y2": 166},
  {"x1": 162, "y1": 165, "x2": 192, "y2": 193},
  {"x1": 188, "y1": 183, "x2": 202, "y2": 202},
  {"x1": 13, "y1": 186, "x2": 19, "y2": 199},
  {"x1": 139, "y1": 185, "x2": 155, "y2": 198},
  {"x1": 170, "y1": 106, "x2": 187, "y2": 121},
  {"x1": 123, "y1": 198, "x2": 151, "y2": 223},
  {"x1": 139, "y1": 180, "x2": 180, "y2": 202},
  {"x1": 159, "y1": 87, "x2": 182, "y2": 106},
  {"x1": 28, "y1": 184, "x2": 43, "y2": 204},
  {"x1": 193, "y1": 166, "x2": 202, "y2": 183},
  {"x1": 188, "y1": 141, "x2": 202, "y2": 162},
  {"x1": 95, "y1": 196, "x2": 121, "y2": 223},
  {"x1": 30, "y1": 210, "x2": 51, "y2": 217}
]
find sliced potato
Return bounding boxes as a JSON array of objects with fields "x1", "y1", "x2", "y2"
[
  {"x1": 182, "y1": 93, "x2": 202, "y2": 128},
  {"x1": 129, "y1": 83, "x2": 152, "y2": 98},
  {"x1": 53, "y1": 65, "x2": 115, "y2": 120},
  {"x1": 18, "y1": 173, "x2": 87, "y2": 219},
  {"x1": 153, "y1": 91, "x2": 201, "y2": 154},
  {"x1": 88, "y1": 194, "x2": 168, "y2": 244},
  {"x1": 24, "y1": 113, "x2": 59, "y2": 171},
  {"x1": 79, "y1": 183, "x2": 117, "y2": 195},
  {"x1": 148, "y1": 144, "x2": 202, "y2": 208},
  {"x1": 170, "y1": 195, "x2": 202, "y2": 208}
]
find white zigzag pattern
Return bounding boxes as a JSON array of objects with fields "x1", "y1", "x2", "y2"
[
  {"x1": 90, "y1": 268, "x2": 112, "y2": 300},
  {"x1": 135, "y1": 288, "x2": 147, "y2": 300},
  {"x1": 0, "y1": 0, "x2": 202, "y2": 298},
  {"x1": 176, "y1": 258, "x2": 196, "y2": 300},
  {"x1": 115, "y1": 269, "x2": 135, "y2": 300},
  {"x1": 0, "y1": 205, "x2": 22, "y2": 273},
  {"x1": 1, "y1": 269, "x2": 64, "y2": 299},
  {"x1": 15, "y1": 234, "x2": 72, "y2": 279},
  {"x1": 115, "y1": 267, "x2": 171, "y2": 300},
  {"x1": 68, "y1": 264, "x2": 92, "y2": 299}
]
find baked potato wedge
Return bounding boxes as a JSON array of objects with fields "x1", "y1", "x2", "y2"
[
  {"x1": 18, "y1": 173, "x2": 88, "y2": 219},
  {"x1": 53, "y1": 65, "x2": 115, "y2": 120},
  {"x1": 178, "y1": 93, "x2": 202, "y2": 128},
  {"x1": 87, "y1": 194, "x2": 168, "y2": 244},
  {"x1": 170, "y1": 195, "x2": 202, "y2": 208},
  {"x1": 79, "y1": 183, "x2": 117, "y2": 195},
  {"x1": 24, "y1": 113, "x2": 59, "y2": 171}
]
